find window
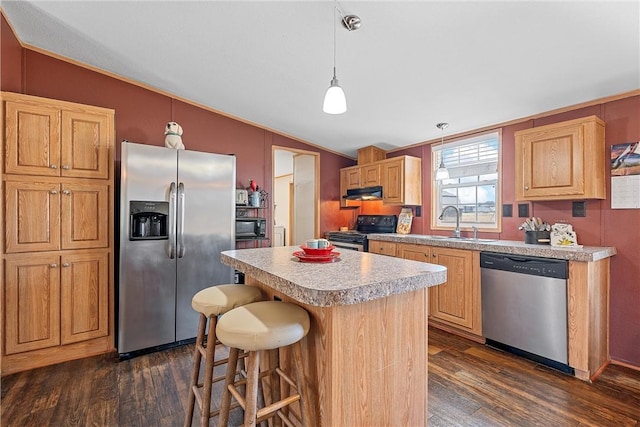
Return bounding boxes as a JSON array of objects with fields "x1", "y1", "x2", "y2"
[{"x1": 431, "y1": 131, "x2": 501, "y2": 230}]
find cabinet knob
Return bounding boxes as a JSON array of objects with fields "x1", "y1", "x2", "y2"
[
  {"x1": 49, "y1": 164, "x2": 58, "y2": 169},
  {"x1": 524, "y1": 186, "x2": 529, "y2": 190},
  {"x1": 432, "y1": 253, "x2": 436, "y2": 258},
  {"x1": 50, "y1": 190, "x2": 58, "y2": 195},
  {"x1": 50, "y1": 263, "x2": 58, "y2": 268},
  {"x1": 62, "y1": 262, "x2": 70, "y2": 267},
  {"x1": 62, "y1": 165, "x2": 70, "y2": 170},
  {"x1": 62, "y1": 190, "x2": 71, "y2": 195}
]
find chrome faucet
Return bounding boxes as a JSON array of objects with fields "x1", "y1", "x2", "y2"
[{"x1": 439, "y1": 205, "x2": 461, "y2": 238}]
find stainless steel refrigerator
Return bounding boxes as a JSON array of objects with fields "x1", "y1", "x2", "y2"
[{"x1": 118, "y1": 141, "x2": 235, "y2": 355}]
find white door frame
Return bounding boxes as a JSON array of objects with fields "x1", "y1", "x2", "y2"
[{"x1": 272, "y1": 146, "x2": 320, "y2": 245}]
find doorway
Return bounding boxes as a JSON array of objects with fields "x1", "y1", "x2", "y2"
[{"x1": 272, "y1": 147, "x2": 319, "y2": 246}]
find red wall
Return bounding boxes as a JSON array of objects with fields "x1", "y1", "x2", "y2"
[{"x1": 2, "y1": 14, "x2": 638, "y2": 367}]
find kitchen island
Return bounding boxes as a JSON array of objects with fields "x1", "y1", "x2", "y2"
[{"x1": 221, "y1": 246, "x2": 447, "y2": 426}]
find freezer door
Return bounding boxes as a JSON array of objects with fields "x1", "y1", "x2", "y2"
[
  {"x1": 118, "y1": 142, "x2": 178, "y2": 353},
  {"x1": 175, "y1": 150, "x2": 236, "y2": 341}
]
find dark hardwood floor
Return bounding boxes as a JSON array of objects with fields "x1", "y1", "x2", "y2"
[{"x1": 2, "y1": 327, "x2": 639, "y2": 426}]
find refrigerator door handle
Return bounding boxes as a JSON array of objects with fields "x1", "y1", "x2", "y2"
[
  {"x1": 169, "y1": 182, "x2": 177, "y2": 259},
  {"x1": 177, "y1": 182, "x2": 186, "y2": 258}
]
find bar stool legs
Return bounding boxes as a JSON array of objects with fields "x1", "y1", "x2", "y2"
[
  {"x1": 184, "y1": 284, "x2": 263, "y2": 427},
  {"x1": 184, "y1": 312, "x2": 221, "y2": 427},
  {"x1": 216, "y1": 301, "x2": 313, "y2": 427}
]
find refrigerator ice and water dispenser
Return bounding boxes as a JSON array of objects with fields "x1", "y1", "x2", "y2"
[{"x1": 129, "y1": 201, "x2": 169, "y2": 240}]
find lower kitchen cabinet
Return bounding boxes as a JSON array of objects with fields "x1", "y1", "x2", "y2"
[
  {"x1": 4, "y1": 253, "x2": 61, "y2": 354},
  {"x1": 368, "y1": 241, "x2": 397, "y2": 257},
  {"x1": 371, "y1": 238, "x2": 611, "y2": 380},
  {"x1": 397, "y1": 243, "x2": 482, "y2": 340},
  {"x1": 4, "y1": 250, "x2": 109, "y2": 354}
]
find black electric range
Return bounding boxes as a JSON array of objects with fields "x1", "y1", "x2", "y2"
[{"x1": 325, "y1": 215, "x2": 397, "y2": 252}]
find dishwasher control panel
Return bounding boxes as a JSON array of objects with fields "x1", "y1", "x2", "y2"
[{"x1": 480, "y1": 252, "x2": 567, "y2": 279}]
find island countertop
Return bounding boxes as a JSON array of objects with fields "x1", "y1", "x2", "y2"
[{"x1": 221, "y1": 246, "x2": 447, "y2": 307}]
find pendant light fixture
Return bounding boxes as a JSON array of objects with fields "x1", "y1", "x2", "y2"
[
  {"x1": 323, "y1": 2, "x2": 360, "y2": 114},
  {"x1": 435, "y1": 122, "x2": 450, "y2": 181}
]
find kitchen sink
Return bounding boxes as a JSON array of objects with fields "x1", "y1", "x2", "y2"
[{"x1": 423, "y1": 235, "x2": 497, "y2": 243}]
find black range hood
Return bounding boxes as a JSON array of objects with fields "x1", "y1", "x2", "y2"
[{"x1": 343, "y1": 185, "x2": 383, "y2": 201}]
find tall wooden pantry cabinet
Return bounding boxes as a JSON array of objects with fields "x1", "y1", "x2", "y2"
[{"x1": 1, "y1": 92, "x2": 115, "y2": 375}]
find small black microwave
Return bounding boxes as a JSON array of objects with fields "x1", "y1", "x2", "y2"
[{"x1": 235, "y1": 218, "x2": 267, "y2": 238}]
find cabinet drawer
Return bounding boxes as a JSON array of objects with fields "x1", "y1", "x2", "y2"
[{"x1": 368, "y1": 241, "x2": 397, "y2": 256}]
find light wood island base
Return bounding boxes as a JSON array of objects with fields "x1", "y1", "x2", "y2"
[
  {"x1": 220, "y1": 247, "x2": 446, "y2": 426},
  {"x1": 248, "y1": 276, "x2": 428, "y2": 426}
]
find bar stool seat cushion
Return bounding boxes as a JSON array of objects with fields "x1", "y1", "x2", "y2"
[
  {"x1": 217, "y1": 301, "x2": 310, "y2": 351},
  {"x1": 191, "y1": 284, "x2": 263, "y2": 318}
]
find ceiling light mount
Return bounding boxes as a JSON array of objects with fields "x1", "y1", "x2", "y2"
[
  {"x1": 436, "y1": 122, "x2": 449, "y2": 132},
  {"x1": 341, "y1": 15, "x2": 361, "y2": 31}
]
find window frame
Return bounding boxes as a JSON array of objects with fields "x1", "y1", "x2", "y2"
[{"x1": 430, "y1": 129, "x2": 502, "y2": 233}]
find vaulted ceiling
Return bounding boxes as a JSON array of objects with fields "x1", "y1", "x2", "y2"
[{"x1": 3, "y1": 1, "x2": 639, "y2": 157}]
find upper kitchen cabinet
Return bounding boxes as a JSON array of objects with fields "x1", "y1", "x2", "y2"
[
  {"x1": 342, "y1": 165, "x2": 361, "y2": 189},
  {"x1": 360, "y1": 163, "x2": 381, "y2": 187},
  {"x1": 4, "y1": 94, "x2": 112, "y2": 179},
  {"x1": 380, "y1": 156, "x2": 422, "y2": 205},
  {"x1": 339, "y1": 165, "x2": 361, "y2": 207},
  {"x1": 339, "y1": 154, "x2": 422, "y2": 206},
  {"x1": 515, "y1": 116, "x2": 605, "y2": 201},
  {"x1": 357, "y1": 146, "x2": 386, "y2": 164}
]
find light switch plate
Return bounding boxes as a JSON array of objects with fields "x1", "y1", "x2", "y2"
[
  {"x1": 518, "y1": 203, "x2": 529, "y2": 218},
  {"x1": 502, "y1": 204, "x2": 513, "y2": 217},
  {"x1": 572, "y1": 201, "x2": 586, "y2": 217}
]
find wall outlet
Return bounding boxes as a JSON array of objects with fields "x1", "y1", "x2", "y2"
[{"x1": 502, "y1": 204, "x2": 513, "y2": 217}]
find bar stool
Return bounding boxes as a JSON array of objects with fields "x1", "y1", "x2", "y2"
[
  {"x1": 185, "y1": 284, "x2": 264, "y2": 427},
  {"x1": 216, "y1": 301, "x2": 312, "y2": 427}
]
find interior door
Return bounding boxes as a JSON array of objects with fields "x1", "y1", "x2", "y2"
[{"x1": 292, "y1": 153, "x2": 317, "y2": 245}]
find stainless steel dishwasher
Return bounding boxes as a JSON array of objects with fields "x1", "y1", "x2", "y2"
[{"x1": 480, "y1": 252, "x2": 573, "y2": 374}]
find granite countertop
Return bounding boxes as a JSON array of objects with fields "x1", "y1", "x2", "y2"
[
  {"x1": 368, "y1": 233, "x2": 617, "y2": 262},
  {"x1": 221, "y1": 246, "x2": 447, "y2": 307}
]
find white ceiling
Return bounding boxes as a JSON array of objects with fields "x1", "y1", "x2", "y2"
[{"x1": 2, "y1": 1, "x2": 639, "y2": 158}]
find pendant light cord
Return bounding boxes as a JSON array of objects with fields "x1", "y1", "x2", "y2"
[{"x1": 332, "y1": 2, "x2": 337, "y2": 79}]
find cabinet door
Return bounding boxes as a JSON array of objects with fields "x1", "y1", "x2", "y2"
[
  {"x1": 343, "y1": 166, "x2": 361, "y2": 189},
  {"x1": 517, "y1": 124, "x2": 584, "y2": 199},
  {"x1": 368, "y1": 241, "x2": 397, "y2": 256},
  {"x1": 429, "y1": 247, "x2": 474, "y2": 329},
  {"x1": 60, "y1": 250, "x2": 109, "y2": 344},
  {"x1": 381, "y1": 158, "x2": 404, "y2": 204},
  {"x1": 4, "y1": 179, "x2": 61, "y2": 253},
  {"x1": 360, "y1": 164, "x2": 380, "y2": 187},
  {"x1": 340, "y1": 166, "x2": 362, "y2": 207},
  {"x1": 4, "y1": 254, "x2": 61, "y2": 354},
  {"x1": 4, "y1": 101, "x2": 61, "y2": 176},
  {"x1": 61, "y1": 110, "x2": 111, "y2": 179},
  {"x1": 61, "y1": 181, "x2": 109, "y2": 249}
]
